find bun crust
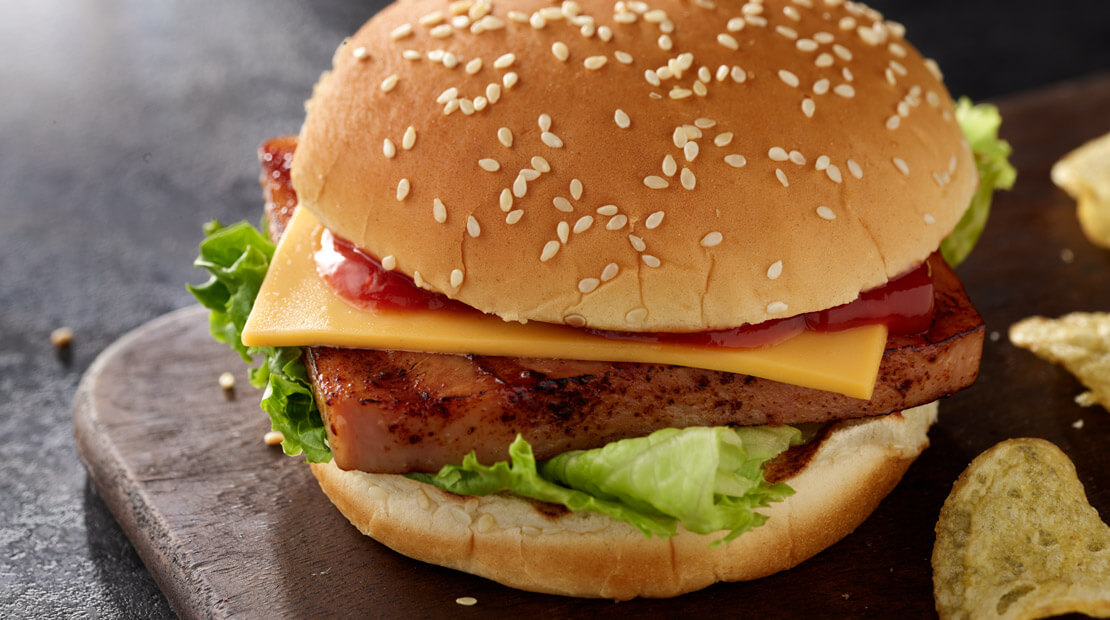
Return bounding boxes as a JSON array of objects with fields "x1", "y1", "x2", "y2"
[
  {"x1": 310, "y1": 402, "x2": 937, "y2": 599},
  {"x1": 292, "y1": 0, "x2": 975, "y2": 331}
]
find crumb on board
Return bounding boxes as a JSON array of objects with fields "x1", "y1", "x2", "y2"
[
  {"x1": 264, "y1": 430, "x2": 284, "y2": 446},
  {"x1": 50, "y1": 327, "x2": 73, "y2": 348},
  {"x1": 455, "y1": 596, "x2": 477, "y2": 606},
  {"x1": 1072, "y1": 419, "x2": 1085, "y2": 430},
  {"x1": 1060, "y1": 247, "x2": 1075, "y2": 263}
]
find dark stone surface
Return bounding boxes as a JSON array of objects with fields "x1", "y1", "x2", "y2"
[{"x1": 0, "y1": 1, "x2": 1106, "y2": 617}]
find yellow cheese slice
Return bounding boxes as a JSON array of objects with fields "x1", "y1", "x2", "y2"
[{"x1": 243, "y1": 208, "x2": 887, "y2": 399}]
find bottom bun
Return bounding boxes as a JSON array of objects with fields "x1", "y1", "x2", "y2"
[{"x1": 310, "y1": 402, "x2": 938, "y2": 600}]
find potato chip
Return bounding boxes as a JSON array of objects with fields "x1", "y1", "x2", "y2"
[
  {"x1": 933, "y1": 438, "x2": 1110, "y2": 620},
  {"x1": 1052, "y1": 131, "x2": 1110, "y2": 248},
  {"x1": 1010, "y1": 313, "x2": 1110, "y2": 411}
]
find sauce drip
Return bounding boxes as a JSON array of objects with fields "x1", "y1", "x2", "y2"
[{"x1": 315, "y1": 228, "x2": 935, "y2": 348}]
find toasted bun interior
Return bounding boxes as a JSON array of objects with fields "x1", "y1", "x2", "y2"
[
  {"x1": 292, "y1": 0, "x2": 975, "y2": 331},
  {"x1": 310, "y1": 401, "x2": 937, "y2": 599}
]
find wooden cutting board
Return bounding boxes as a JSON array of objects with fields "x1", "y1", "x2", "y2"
[{"x1": 74, "y1": 74, "x2": 1110, "y2": 619}]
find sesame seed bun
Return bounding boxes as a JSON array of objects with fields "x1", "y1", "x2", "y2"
[
  {"x1": 292, "y1": 0, "x2": 976, "y2": 331},
  {"x1": 310, "y1": 402, "x2": 937, "y2": 599}
]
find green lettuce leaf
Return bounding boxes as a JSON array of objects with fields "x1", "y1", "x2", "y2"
[
  {"x1": 187, "y1": 220, "x2": 330, "y2": 462},
  {"x1": 941, "y1": 98, "x2": 1018, "y2": 266},
  {"x1": 411, "y1": 426, "x2": 801, "y2": 543}
]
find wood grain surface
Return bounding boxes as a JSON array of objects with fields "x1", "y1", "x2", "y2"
[{"x1": 74, "y1": 75, "x2": 1110, "y2": 619}]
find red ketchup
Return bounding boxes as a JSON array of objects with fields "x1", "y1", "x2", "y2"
[{"x1": 315, "y1": 229, "x2": 935, "y2": 349}]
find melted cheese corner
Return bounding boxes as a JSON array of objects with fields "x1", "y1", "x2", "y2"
[{"x1": 242, "y1": 208, "x2": 886, "y2": 399}]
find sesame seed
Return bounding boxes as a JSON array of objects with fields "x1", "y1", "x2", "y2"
[
  {"x1": 816, "y1": 155, "x2": 830, "y2": 170},
  {"x1": 832, "y1": 44, "x2": 852, "y2": 61},
  {"x1": 502, "y1": 72, "x2": 519, "y2": 89},
  {"x1": 598, "y1": 26, "x2": 613, "y2": 41},
  {"x1": 924, "y1": 58, "x2": 943, "y2": 81},
  {"x1": 478, "y1": 158, "x2": 500, "y2": 172},
  {"x1": 768, "y1": 147, "x2": 789, "y2": 161},
  {"x1": 662, "y1": 154, "x2": 677, "y2": 177},
  {"x1": 450, "y1": 269, "x2": 464, "y2": 288},
  {"x1": 520, "y1": 168, "x2": 540, "y2": 181},
  {"x1": 428, "y1": 49, "x2": 445, "y2": 62},
  {"x1": 802, "y1": 98, "x2": 816, "y2": 117},
  {"x1": 396, "y1": 178, "x2": 410, "y2": 201},
  {"x1": 391, "y1": 23, "x2": 414, "y2": 39},
  {"x1": 539, "y1": 6, "x2": 563, "y2": 20},
  {"x1": 766, "y1": 301, "x2": 788, "y2": 314},
  {"x1": 607, "y1": 214, "x2": 628, "y2": 230},
  {"x1": 557, "y1": 221, "x2": 570, "y2": 243},
  {"x1": 813, "y1": 78, "x2": 830, "y2": 95},
  {"x1": 775, "y1": 168, "x2": 789, "y2": 187},
  {"x1": 381, "y1": 255, "x2": 397, "y2": 270},
  {"x1": 783, "y1": 5, "x2": 801, "y2": 20},
  {"x1": 886, "y1": 115, "x2": 901, "y2": 130},
  {"x1": 578, "y1": 278, "x2": 600, "y2": 293},
  {"x1": 498, "y1": 189, "x2": 513, "y2": 212},
  {"x1": 413, "y1": 271, "x2": 425, "y2": 288},
  {"x1": 889, "y1": 42, "x2": 907, "y2": 57},
  {"x1": 644, "y1": 8, "x2": 667, "y2": 22},
  {"x1": 615, "y1": 50, "x2": 633, "y2": 64},
  {"x1": 892, "y1": 157, "x2": 910, "y2": 176},
  {"x1": 458, "y1": 98, "x2": 475, "y2": 115},
  {"x1": 584, "y1": 56, "x2": 607, "y2": 70},
  {"x1": 430, "y1": 24, "x2": 452, "y2": 38},
  {"x1": 924, "y1": 213, "x2": 936, "y2": 224},
  {"x1": 681, "y1": 168, "x2": 696, "y2": 190},
  {"x1": 816, "y1": 205, "x2": 836, "y2": 220},
  {"x1": 897, "y1": 101, "x2": 910, "y2": 117},
  {"x1": 815, "y1": 53, "x2": 834, "y2": 67},
  {"x1": 541, "y1": 131, "x2": 563, "y2": 148},
  {"x1": 495, "y1": 127, "x2": 513, "y2": 148},
  {"x1": 506, "y1": 209, "x2": 524, "y2": 224},
  {"x1": 789, "y1": 150, "x2": 806, "y2": 165},
  {"x1": 948, "y1": 154, "x2": 958, "y2": 173},
  {"x1": 890, "y1": 59, "x2": 907, "y2": 76},
  {"x1": 402, "y1": 49, "x2": 422, "y2": 60},
  {"x1": 644, "y1": 175, "x2": 668, "y2": 189},
  {"x1": 436, "y1": 87, "x2": 458, "y2": 104},
  {"x1": 848, "y1": 159, "x2": 863, "y2": 179},
  {"x1": 442, "y1": 53, "x2": 459, "y2": 69},
  {"x1": 644, "y1": 70, "x2": 661, "y2": 87},
  {"x1": 838, "y1": 16, "x2": 856, "y2": 31},
  {"x1": 380, "y1": 74, "x2": 400, "y2": 92},
  {"x1": 540, "y1": 240, "x2": 560, "y2": 261},
  {"x1": 778, "y1": 70, "x2": 800, "y2": 88},
  {"x1": 264, "y1": 430, "x2": 284, "y2": 446},
  {"x1": 601, "y1": 263, "x2": 620, "y2": 282},
  {"x1": 628, "y1": 234, "x2": 646, "y2": 251},
  {"x1": 833, "y1": 84, "x2": 855, "y2": 98},
  {"x1": 727, "y1": 17, "x2": 745, "y2": 31},
  {"x1": 642, "y1": 254, "x2": 661, "y2": 268},
  {"x1": 494, "y1": 53, "x2": 516, "y2": 69},
  {"x1": 217, "y1": 371, "x2": 235, "y2": 389},
  {"x1": 538, "y1": 113, "x2": 551, "y2": 131},
  {"x1": 570, "y1": 179, "x2": 583, "y2": 200},
  {"x1": 926, "y1": 91, "x2": 940, "y2": 107},
  {"x1": 724, "y1": 154, "x2": 747, "y2": 167},
  {"x1": 614, "y1": 109, "x2": 630, "y2": 128},
  {"x1": 698, "y1": 67, "x2": 713, "y2": 83},
  {"x1": 713, "y1": 132, "x2": 734, "y2": 147},
  {"x1": 826, "y1": 165, "x2": 843, "y2": 183},
  {"x1": 597, "y1": 204, "x2": 618, "y2": 216},
  {"x1": 613, "y1": 11, "x2": 636, "y2": 24},
  {"x1": 716, "y1": 64, "x2": 729, "y2": 81},
  {"x1": 776, "y1": 25, "x2": 798, "y2": 40},
  {"x1": 814, "y1": 31, "x2": 835, "y2": 44},
  {"x1": 700, "y1": 231, "x2": 723, "y2": 247},
  {"x1": 530, "y1": 11, "x2": 546, "y2": 28},
  {"x1": 564, "y1": 314, "x2": 587, "y2": 327},
  {"x1": 718, "y1": 33, "x2": 739, "y2": 50},
  {"x1": 465, "y1": 58, "x2": 483, "y2": 74},
  {"x1": 932, "y1": 171, "x2": 946, "y2": 186},
  {"x1": 402, "y1": 126, "x2": 416, "y2": 150},
  {"x1": 553, "y1": 197, "x2": 573, "y2": 212},
  {"x1": 573, "y1": 216, "x2": 593, "y2": 233},
  {"x1": 513, "y1": 175, "x2": 527, "y2": 197},
  {"x1": 433, "y1": 198, "x2": 448, "y2": 222},
  {"x1": 352, "y1": 46, "x2": 370, "y2": 60},
  {"x1": 466, "y1": 215, "x2": 481, "y2": 237},
  {"x1": 658, "y1": 34, "x2": 673, "y2": 51},
  {"x1": 531, "y1": 156, "x2": 551, "y2": 173},
  {"x1": 645, "y1": 211, "x2": 665, "y2": 229},
  {"x1": 486, "y1": 82, "x2": 501, "y2": 103},
  {"x1": 669, "y1": 88, "x2": 693, "y2": 100},
  {"x1": 796, "y1": 38, "x2": 818, "y2": 52},
  {"x1": 383, "y1": 139, "x2": 396, "y2": 159},
  {"x1": 767, "y1": 260, "x2": 783, "y2": 279},
  {"x1": 742, "y1": 2, "x2": 763, "y2": 15},
  {"x1": 842, "y1": 67, "x2": 854, "y2": 82},
  {"x1": 684, "y1": 142, "x2": 699, "y2": 162},
  {"x1": 552, "y1": 41, "x2": 569, "y2": 61},
  {"x1": 671, "y1": 127, "x2": 687, "y2": 149}
]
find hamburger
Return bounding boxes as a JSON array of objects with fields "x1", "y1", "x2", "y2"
[{"x1": 190, "y1": 0, "x2": 1014, "y2": 599}]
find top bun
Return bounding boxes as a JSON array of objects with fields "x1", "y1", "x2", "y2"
[{"x1": 292, "y1": 0, "x2": 975, "y2": 332}]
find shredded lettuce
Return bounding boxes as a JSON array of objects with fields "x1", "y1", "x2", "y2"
[
  {"x1": 411, "y1": 426, "x2": 801, "y2": 542},
  {"x1": 942, "y1": 98, "x2": 1018, "y2": 266},
  {"x1": 187, "y1": 220, "x2": 330, "y2": 462}
]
